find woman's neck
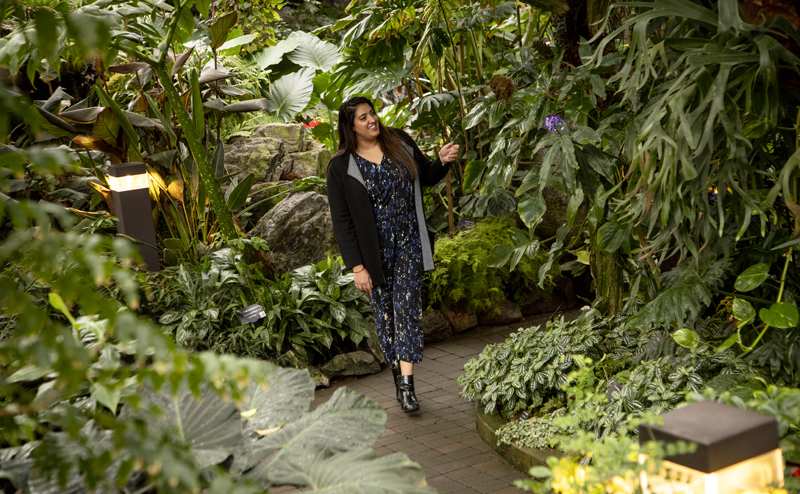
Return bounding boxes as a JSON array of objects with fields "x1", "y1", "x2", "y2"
[{"x1": 355, "y1": 136, "x2": 380, "y2": 154}]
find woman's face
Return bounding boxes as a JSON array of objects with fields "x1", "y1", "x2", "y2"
[{"x1": 352, "y1": 103, "x2": 380, "y2": 141}]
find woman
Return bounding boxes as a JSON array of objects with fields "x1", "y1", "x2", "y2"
[{"x1": 326, "y1": 97, "x2": 459, "y2": 412}]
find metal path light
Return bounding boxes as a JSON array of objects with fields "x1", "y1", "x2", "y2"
[
  {"x1": 108, "y1": 162, "x2": 160, "y2": 271},
  {"x1": 639, "y1": 400, "x2": 783, "y2": 494}
]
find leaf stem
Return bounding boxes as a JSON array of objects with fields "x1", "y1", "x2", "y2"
[{"x1": 711, "y1": 289, "x2": 772, "y2": 306}]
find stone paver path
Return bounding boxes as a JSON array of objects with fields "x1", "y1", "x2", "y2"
[{"x1": 272, "y1": 310, "x2": 579, "y2": 494}]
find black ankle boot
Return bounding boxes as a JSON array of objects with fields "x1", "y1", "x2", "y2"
[
  {"x1": 398, "y1": 375, "x2": 420, "y2": 412},
  {"x1": 391, "y1": 367, "x2": 402, "y2": 402}
]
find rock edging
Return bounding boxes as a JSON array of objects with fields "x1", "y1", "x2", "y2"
[{"x1": 475, "y1": 404, "x2": 563, "y2": 475}]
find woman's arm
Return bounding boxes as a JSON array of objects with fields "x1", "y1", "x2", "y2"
[{"x1": 326, "y1": 163, "x2": 363, "y2": 270}]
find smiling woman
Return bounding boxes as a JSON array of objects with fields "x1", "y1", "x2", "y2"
[{"x1": 326, "y1": 96, "x2": 459, "y2": 413}]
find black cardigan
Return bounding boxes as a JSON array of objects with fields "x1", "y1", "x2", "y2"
[{"x1": 326, "y1": 128, "x2": 451, "y2": 286}]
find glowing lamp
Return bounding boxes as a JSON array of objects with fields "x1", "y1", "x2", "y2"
[
  {"x1": 108, "y1": 162, "x2": 160, "y2": 271},
  {"x1": 639, "y1": 400, "x2": 783, "y2": 494}
]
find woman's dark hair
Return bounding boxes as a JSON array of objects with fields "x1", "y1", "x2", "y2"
[{"x1": 330, "y1": 97, "x2": 417, "y2": 179}]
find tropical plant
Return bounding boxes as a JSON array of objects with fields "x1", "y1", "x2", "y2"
[
  {"x1": 425, "y1": 216, "x2": 550, "y2": 313},
  {"x1": 588, "y1": 0, "x2": 800, "y2": 272},
  {"x1": 459, "y1": 306, "x2": 629, "y2": 419},
  {"x1": 0, "y1": 142, "x2": 434, "y2": 492},
  {"x1": 514, "y1": 415, "x2": 699, "y2": 494},
  {"x1": 255, "y1": 254, "x2": 372, "y2": 364}
]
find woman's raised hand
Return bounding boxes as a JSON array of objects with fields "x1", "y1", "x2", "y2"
[{"x1": 439, "y1": 142, "x2": 459, "y2": 163}]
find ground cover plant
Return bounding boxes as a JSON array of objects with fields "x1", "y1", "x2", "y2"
[{"x1": 425, "y1": 216, "x2": 552, "y2": 314}]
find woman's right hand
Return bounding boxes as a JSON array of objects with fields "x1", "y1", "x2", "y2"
[{"x1": 353, "y1": 266, "x2": 372, "y2": 296}]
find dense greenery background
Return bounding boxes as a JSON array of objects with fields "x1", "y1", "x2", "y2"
[{"x1": 2, "y1": 0, "x2": 800, "y2": 492}]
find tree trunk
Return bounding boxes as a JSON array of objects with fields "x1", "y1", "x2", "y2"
[{"x1": 590, "y1": 221, "x2": 623, "y2": 316}]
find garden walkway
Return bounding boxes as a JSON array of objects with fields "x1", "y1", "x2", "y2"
[{"x1": 272, "y1": 308, "x2": 581, "y2": 494}]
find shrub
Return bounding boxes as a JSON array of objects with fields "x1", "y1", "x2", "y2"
[
  {"x1": 425, "y1": 216, "x2": 550, "y2": 313},
  {"x1": 461, "y1": 305, "x2": 754, "y2": 450},
  {"x1": 146, "y1": 249, "x2": 372, "y2": 364}
]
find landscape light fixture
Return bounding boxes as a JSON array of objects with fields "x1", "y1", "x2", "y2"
[
  {"x1": 639, "y1": 400, "x2": 783, "y2": 494},
  {"x1": 108, "y1": 162, "x2": 160, "y2": 271}
]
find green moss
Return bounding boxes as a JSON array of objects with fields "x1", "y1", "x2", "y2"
[{"x1": 424, "y1": 216, "x2": 549, "y2": 314}]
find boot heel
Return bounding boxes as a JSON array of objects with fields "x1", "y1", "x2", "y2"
[{"x1": 398, "y1": 375, "x2": 420, "y2": 412}]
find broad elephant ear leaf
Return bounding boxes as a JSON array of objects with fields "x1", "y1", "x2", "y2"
[
  {"x1": 307, "y1": 449, "x2": 437, "y2": 494},
  {"x1": 287, "y1": 32, "x2": 341, "y2": 72},
  {"x1": 250, "y1": 35, "x2": 304, "y2": 70},
  {"x1": 244, "y1": 387, "x2": 386, "y2": 486},
  {"x1": 137, "y1": 382, "x2": 244, "y2": 468},
  {"x1": 267, "y1": 68, "x2": 315, "y2": 122},
  {"x1": 240, "y1": 366, "x2": 315, "y2": 436}
]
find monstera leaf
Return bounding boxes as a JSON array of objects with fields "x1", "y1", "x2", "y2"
[
  {"x1": 267, "y1": 68, "x2": 315, "y2": 122},
  {"x1": 286, "y1": 32, "x2": 341, "y2": 72}
]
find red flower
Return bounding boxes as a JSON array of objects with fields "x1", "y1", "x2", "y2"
[
  {"x1": 792, "y1": 468, "x2": 800, "y2": 478},
  {"x1": 303, "y1": 120, "x2": 321, "y2": 128}
]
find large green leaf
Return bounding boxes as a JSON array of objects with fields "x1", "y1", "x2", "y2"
[
  {"x1": 240, "y1": 366, "x2": 315, "y2": 436},
  {"x1": 732, "y1": 298, "x2": 755, "y2": 327},
  {"x1": 487, "y1": 244, "x2": 513, "y2": 268},
  {"x1": 672, "y1": 328, "x2": 700, "y2": 349},
  {"x1": 349, "y1": 62, "x2": 413, "y2": 99},
  {"x1": 759, "y1": 302, "x2": 799, "y2": 329},
  {"x1": 267, "y1": 68, "x2": 315, "y2": 123},
  {"x1": 734, "y1": 264, "x2": 770, "y2": 292},
  {"x1": 567, "y1": 187, "x2": 584, "y2": 228},
  {"x1": 210, "y1": 11, "x2": 238, "y2": 50},
  {"x1": 138, "y1": 382, "x2": 243, "y2": 468},
  {"x1": 223, "y1": 99, "x2": 270, "y2": 113},
  {"x1": 227, "y1": 173, "x2": 254, "y2": 211},
  {"x1": 517, "y1": 193, "x2": 546, "y2": 229},
  {"x1": 597, "y1": 221, "x2": 627, "y2": 253},
  {"x1": 250, "y1": 36, "x2": 304, "y2": 71},
  {"x1": 287, "y1": 32, "x2": 342, "y2": 72},
  {"x1": 306, "y1": 449, "x2": 436, "y2": 494},
  {"x1": 34, "y1": 7, "x2": 59, "y2": 65},
  {"x1": 463, "y1": 160, "x2": 486, "y2": 192},
  {"x1": 219, "y1": 33, "x2": 258, "y2": 52},
  {"x1": 244, "y1": 387, "x2": 386, "y2": 486},
  {"x1": 92, "y1": 108, "x2": 120, "y2": 145}
]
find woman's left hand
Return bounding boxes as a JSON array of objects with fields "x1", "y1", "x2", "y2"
[{"x1": 439, "y1": 142, "x2": 459, "y2": 163}]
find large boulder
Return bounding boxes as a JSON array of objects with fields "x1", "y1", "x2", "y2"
[
  {"x1": 289, "y1": 146, "x2": 332, "y2": 179},
  {"x1": 320, "y1": 351, "x2": 380, "y2": 378},
  {"x1": 358, "y1": 318, "x2": 386, "y2": 365},
  {"x1": 478, "y1": 299, "x2": 522, "y2": 326},
  {"x1": 441, "y1": 306, "x2": 478, "y2": 334},
  {"x1": 251, "y1": 123, "x2": 306, "y2": 153},
  {"x1": 280, "y1": 349, "x2": 329, "y2": 388},
  {"x1": 247, "y1": 191, "x2": 338, "y2": 278},
  {"x1": 422, "y1": 309, "x2": 453, "y2": 343},
  {"x1": 224, "y1": 123, "x2": 310, "y2": 182},
  {"x1": 246, "y1": 181, "x2": 294, "y2": 220},
  {"x1": 225, "y1": 136, "x2": 289, "y2": 182}
]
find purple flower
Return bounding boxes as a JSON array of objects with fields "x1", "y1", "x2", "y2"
[{"x1": 544, "y1": 114, "x2": 564, "y2": 132}]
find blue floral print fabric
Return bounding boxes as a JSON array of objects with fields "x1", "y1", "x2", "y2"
[{"x1": 354, "y1": 153, "x2": 424, "y2": 366}]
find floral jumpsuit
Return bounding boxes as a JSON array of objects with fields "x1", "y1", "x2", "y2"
[{"x1": 354, "y1": 153, "x2": 424, "y2": 367}]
